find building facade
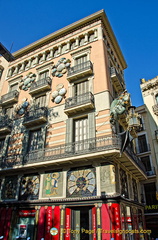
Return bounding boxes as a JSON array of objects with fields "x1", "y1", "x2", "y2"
[
  {"x1": 0, "y1": 10, "x2": 148, "y2": 240},
  {"x1": 136, "y1": 77, "x2": 158, "y2": 238}
]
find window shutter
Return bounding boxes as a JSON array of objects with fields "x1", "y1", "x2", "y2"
[
  {"x1": 66, "y1": 118, "x2": 73, "y2": 144},
  {"x1": 2, "y1": 135, "x2": 10, "y2": 157},
  {"x1": 39, "y1": 125, "x2": 47, "y2": 149},
  {"x1": 88, "y1": 112, "x2": 96, "y2": 139}
]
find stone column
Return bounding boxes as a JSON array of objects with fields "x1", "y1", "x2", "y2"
[
  {"x1": 94, "y1": 28, "x2": 98, "y2": 40},
  {"x1": 75, "y1": 37, "x2": 79, "y2": 48},
  {"x1": 66, "y1": 41, "x2": 70, "y2": 52},
  {"x1": 97, "y1": 26, "x2": 103, "y2": 40},
  {"x1": 49, "y1": 48, "x2": 54, "y2": 58},
  {"x1": 21, "y1": 62, "x2": 25, "y2": 71},
  {"x1": 58, "y1": 45, "x2": 61, "y2": 55},
  {"x1": 84, "y1": 33, "x2": 88, "y2": 44}
]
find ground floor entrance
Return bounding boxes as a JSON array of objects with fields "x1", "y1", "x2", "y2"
[{"x1": 0, "y1": 201, "x2": 149, "y2": 240}]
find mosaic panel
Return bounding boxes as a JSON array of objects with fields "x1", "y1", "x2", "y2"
[
  {"x1": 42, "y1": 172, "x2": 63, "y2": 198},
  {"x1": 100, "y1": 164, "x2": 116, "y2": 194},
  {"x1": 19, "y1": 175, "x2": 40, "y2": 200},
  {"x1": 1, "y1": 176, "x2": 18, "y2": 200},
  {"x1": 67, "y1": 168, "x2": 96, "y2": 198}
]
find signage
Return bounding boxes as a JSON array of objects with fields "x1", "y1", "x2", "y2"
[{"x1": 50, "y1": 227, "x2": 58, "y2": 236}]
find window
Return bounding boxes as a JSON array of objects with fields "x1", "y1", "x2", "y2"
[
  {"x1": 73, "y1": 80, "x2": 89, "y2": 95},
  {"x1": 120, "y1": 169, "x2": 129, "y2": 198},
  {"x1": 45, "y1": 50, "x2": 50, "y2": 60},
  {"x1": 27, "y1": 129, "x2": 43, "y2": 152},
  {"x1": 66, "y1": 113, "x2": 95, "y2": 151},
  {"x1": 138, "y1": 116, "x2": 145, "y2": 131},
  {"x1": 53, "y1": 48, "x2": 58, "y2": 57},
  {"x1": 79, "y1": 36, "x2": 84, "y2": 46},
  {"x1": 144, "y1": 183, "x2": 157, "y2": 205},
  {"x1": 39, "y1": 70, "x2": 49, "y2": 80},
  {"x1": 74, "y1": 117, "x2": 88, "y2": 143},
  {"x1": 9, "y1": 83, "x2": 18, "y2": 92},
  {"x1": 138, "y1": 134, "x2": 148, "y2": 153},
  {"x1": 88, "y1": 32, "x2": 94, "y2": 42},
  {"x1": 61, "y1": 44, "x2": 67, "y2": 54},
  {"x1": 70, "y1": 40, "x2": 75, "y2": 50},
  {"x1": 34, "y1": 95, "x2": 46, "y2": 108},
  {"x1": 75, "y1": 55, "x2": 87, "y2": 65},
  {"x1": 140, "y1": 155, "x2": 151, "y2": 172},
  {"x1": 4, "y1": 106, "x2": 14, "y2": 118}
]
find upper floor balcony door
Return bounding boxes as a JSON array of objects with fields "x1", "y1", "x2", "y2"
[{"x1": 74, "y1": 117, "x2": 88, "y2": 152}]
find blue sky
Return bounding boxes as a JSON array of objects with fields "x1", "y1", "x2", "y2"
[{"x1": 1, "y1": 0, "x2": 158, "y2": 106}]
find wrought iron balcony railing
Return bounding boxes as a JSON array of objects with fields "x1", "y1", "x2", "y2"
[
  {"x1": 0, "y1": 134, "x2": 146, "y2": 175},
  {"x1": 67, "y1": 61, "x2": 93, "y2": 80},
  {"x1": 125, "y1": 146, "x2": 146, "y2": 173},
  {"x1": 152, "y1": 104, "x2": 158, "y2": 115},
  {"x1": 1, "y1": 90, "x2": 19, "y2": 105},
  {"x1": 110, "y1": 67, "x2": 125, "y2": 91},
  {"x1": 23, "y1": 107, "x2": 48, "y2": 127},
  {"x1": 65, "y1": 92, "x2": 94, "y2": 110},
  {"x1": 0, "y1": 115, "x2": 12, "y2": 133},
  {"x1": 29, "y1": 77, "x2": 52, "y2": 95},
  {"x1": 0, "y1": 154, "x2": 22, "y2": 168}
]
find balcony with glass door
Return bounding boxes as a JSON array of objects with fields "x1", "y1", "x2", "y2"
[
  {"x1": 67, "y1": 61, "x2": 93, "y2": 81},
  {"x1": 23, "y1": 107, "x2": 48, "y2": 127},
  {"x1": 110, "y1": 67, "x2": 125, "y2": 92},
  {"x1": 64, "y1": 92, "x2": 95, "y2": 115},
  {"x1": 29, "y1": 77, "x2": 52, "y2": 95},
  {"x1": 0, "y1": 90, "x2": 19, "y2": 106}
]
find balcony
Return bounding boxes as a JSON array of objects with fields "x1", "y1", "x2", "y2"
[
  {"x1": 0, "y1": 135, "x2": 147, "y2": 179},
  {"x1": 64, "y1": 92, "x2": 95, "y2": 115},
  {"x1": 0, "y1": 115, "x2": 12, "y2": 134},
  {"x1": 67, "y1": 61, "x2": 93, "y2": 81},
  {"x1": 153, "y1": 104, "x2": 158, "y2": 115},
  {"x1": 0, "y1": 154, "x2": 22, "y2": 168},
  {"x1": 29, "y1": 77, "x2": 52, "y2": 95},
  {"x1": 0, "y1": 90, "x2": 19, "y2": 106},
  {"x1": 110, "y1": 67, "x2": 125, "y2": 92},
  {"x1": 23, "y1": 107, "x2": 48, "y2": 127}
]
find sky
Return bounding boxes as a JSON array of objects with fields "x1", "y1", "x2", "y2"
[{"x1": 0, "y1": 0, "x2": 158, "y2": 107}]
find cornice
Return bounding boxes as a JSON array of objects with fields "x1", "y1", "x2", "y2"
[{"x1": 12, "y1": 10, "x2": 127, "y2": 69}]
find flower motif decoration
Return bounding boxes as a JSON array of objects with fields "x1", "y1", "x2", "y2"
[
  {"x1": 19, "y1": 73, "x2": 36, "y2": 91},
  {"x1": 52, "y1": 58, "x2": 71, "y2": 78},
  {"x1": 52, "y1": 83, "x2": 67, "y2": 104},
  {"x1": 15, "y1": 98, "x2": 29, "y2": 116}
]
